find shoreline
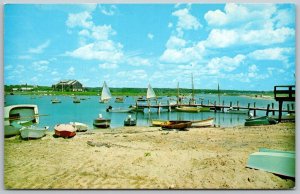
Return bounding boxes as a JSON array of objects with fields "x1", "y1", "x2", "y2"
[{"x1": 4, "y1": 123, "x2": 295, "y2": 189}]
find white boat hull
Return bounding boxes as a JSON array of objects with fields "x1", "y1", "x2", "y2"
[
  {"x1": 19, "y1": 126, "x2": 48, "y2": 139},
  {"x1": 70, "y1": 122, "x2": 88, "y2": 132}
]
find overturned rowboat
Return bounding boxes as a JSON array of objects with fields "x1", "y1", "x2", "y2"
[
  {"x1": 247, "y1": 148, "x2": 295, "y2": 178},
  {"x1": 54, "y1": 124, "x2": 76, "y2": 138}
]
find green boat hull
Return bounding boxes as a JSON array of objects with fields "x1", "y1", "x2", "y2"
[{"x1": 247, "y1": 148, "x2": 295, "y2": 178}]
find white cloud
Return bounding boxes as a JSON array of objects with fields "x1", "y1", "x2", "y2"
[
  {"x1": 51, "y1": 71, "x2": 58, "y2": 76},
  {"x1": 99, "y1": 63, "x2": 118, "y2": 69},
  {"x1": 147, "y1": 33, "x2": 154, "y2": 40},
  {"x1": 66, "y1": 42, "x2": 123, "y2": 62},
  {"x1": 166, "y1": 36, "x2": 186, "y2": 49},
  {"x1": 248, "y1": 47, "x2": 292, "y2": 61},
  {"x1": 205, "y1": 27, "x2": 294, "y2": 48},
  {"x1": 273, "y1": 9, "x2": 294, "y2": 28},
  {"x1": 127, "y1": 56, "x2": 151, "y2": 67},
  {"x1": 91, "y1": 25, "x2": 116, "y2": 40},
  {"x1": 99, "y1": 5, "x2": 117, "y2": 16},
  {"x1": 204, "y1": 3, "x2": 276, "y2": 28},
  {"x1": 172, "y1": 8, "x2": 202, "y2": 33},
  {"x1": 205, "y1": 29, "x2": 238, "y2": 48},
  {"x1": 160, "y1": 41, "x2": 205, "y2": 64},
  {"x1": 248, "y1": 64, "x2": 258, "y2": 78},
  {"x1": 67, "y1": 66, "x2": 75, "y2": 76},
  {"x1": 28, "y1": 40, "x2": 51, "y2": 54},
  {"x1": 206, "y1": 54, "x2": 246, "y2": 75},
  {"x1": 66, "y1": 11, "x2": 93, "y2": 29},
  {"x1": 168, "y1": 22, "x2": 173, "y2": 28}
]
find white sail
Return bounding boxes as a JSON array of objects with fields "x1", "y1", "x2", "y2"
[
  {"x1": 146, "y1": 84, "x2": 156, "y2": 99},
  {"x1": 101, "y1": 81, "x2": 112, "y2": 101}
]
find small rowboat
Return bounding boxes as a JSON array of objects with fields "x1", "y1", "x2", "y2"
[
  {"x1": 70, "y1": 122, "x2": 88, "y2": 132},
  {"x1": 106, "y1": 106, "x2": 134, "y2": 113},
  {"x1": 190, "y1": 117, "x2": 214, "y2": 127},
  {"x1": 151, "y1": 119, "x2": 168, "y2": 126},
  {"x1": 20, "y1": 125, "x2": 49, "y2": 139},
  {"x1": 161, "y1": 121, "x2": 192, "y2": 130},
  {"x1": 247, "y1": 148, "x2": 295, "y2": 178},
  {"x1": 124, "y1": 115, "x2": 136, "y2": 126},
  {"x1": 245, "y1": 116, "x2": 278, "y2": 126},
  {"x1": 54, "y1": 124, "x2": 76, "y2": 138},
  {"x1": 175, "y1": 106, "x2": 210, "y2": 112},
  {"x1": 93, "y1": 114, "x2": 110, "y2": 128}
]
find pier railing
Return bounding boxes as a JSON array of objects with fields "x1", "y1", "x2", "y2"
[{"x1": 274, "y1": 85, "x2": 295, "y2": 101}]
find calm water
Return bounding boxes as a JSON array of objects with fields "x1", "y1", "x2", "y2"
[{"x1": 4, "y1": 94, "x2": 292, "y2": 130}]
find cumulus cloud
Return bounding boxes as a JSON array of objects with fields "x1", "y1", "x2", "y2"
[
  {"x1": 166, "y1": 36, "x2": 186, "y2": 49},
  {"x1": 248, "y1": 47, "x2": 292, "y2": 61},
  {"x1": 28, "y1": 40, "x2": 51, "y2": 54},
  {"x1": 66, "y1": 42, "x2": 123, "y2": 62},
  {"x1": 66, "y1": 11, "x2": 93, "y2": 28},
  {"x1": 160, "y1": 41, "x2": 205, "y2": 64},
  {"x1": 172, "y1": 8, "x2": 202, "y2": 34},
  {"x1": 117, "y1": 70, "x2": 148, "y2": 81},
  {"x1": 206, "y1": 54, "x2": 246, "y2": 75}
]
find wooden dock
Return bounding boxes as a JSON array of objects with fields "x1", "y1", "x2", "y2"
[
  {"x1": 135, "y1": 85, "x2": 295, "y2": 120},
  {"x1": 135, "y1": 101, "x2": 295, "y2": 116}
]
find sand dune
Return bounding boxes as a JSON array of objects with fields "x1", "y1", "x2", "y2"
[{"x1": 4, "y1": 123, "x2": 295, "y2": 189}]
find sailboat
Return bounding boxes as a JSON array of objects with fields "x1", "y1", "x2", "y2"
[
  {"x1": 99, "y1": 81, "x2": 112, "y2": 103},
  {"x1": 146, "y1": 84, "x2": 156, "y2": 100},
  {"x1": 175, "y1": 73, "x2": 210, "y2": 112}
]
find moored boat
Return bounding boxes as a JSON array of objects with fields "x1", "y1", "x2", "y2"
[
  {"x1": 175, "y1": 106, "x2": 210, "y2": 112},
  {"x1": 4, "y1": 104, "x2": 39, "y2": 127},
  {"x1": 247, "y1": 148, "x2": 295, "y2": 178},
  {"x1": 54, "y1": 124, "x2": 76, "y2": 138},
  {"x1": 115, "y1": 97, "x2": 124, "y2": 103},
  {"x1": 73, "y1": 97, "x2": 80, "y2": 103},
  {"x1": 161, "y1": 121, "x2": 192, "y2": 130},
  {"x1": 70, "y1": 122, "x2": 88, "y2": 132},
  {"x1": 51, "y1": 98, "x2": 61, "y2": 103},
  {"x1": 106, "y1": 106, "x2": 134, "y2": 113},
  {"x1": 124, "y1": 115, "x2": 136, "y2": 126},
  {"x1": 151, "y1": 119, "x2": 168, "y2": 126},
  {"x1": 93, "y1": 114, "x2": 111, "y2": 128},
  {"x1": 99, "y1": 81, "x2": 112, "y2": 103},
  {"x1": 190, "y1": 117, "x2": 214, "y2": 127},
  {"x1": 245, "y1": 116, "x2": 278, "y2": 126},
  {"x1": 227, "y1": 107, "x2": 248, "y2": 114},
  {"x1": 20, "y1": 125, "x2": 49, "y2": 139},
  {"x1": 4, "y1": 122, "x2": 23, "y2": 137}
]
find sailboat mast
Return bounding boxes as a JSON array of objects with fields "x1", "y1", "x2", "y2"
[
  {"x1": 191, "y1": 73, "x2": 194, "y2": 100},
  {"x1": 218, "y1": 83, "x2": 220, "y2": 105}
]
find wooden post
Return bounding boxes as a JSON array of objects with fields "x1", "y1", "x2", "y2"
[
  {"x1": 254, "y1": 102, "x2": 256, "y2": 117},
  {"x1": 278, "y1": 101, "x2": 283, "y2": 122},
  {"x1": 201, "y1": 100, "x2": 203, "y2": 106},
  {"x1": 230, "y1": 101, "x2": 232, "y2": 108},
  {"x1": 247, "y1": 103, "x2": 250, "y2": 115},
  {"x1": 222, "y1": 100, "x2": 225, "y2": 112},
  {"x1": 291, "y1": 103, "x2": 294, "y2": 110},
  {"x1": 214, "y1": 101, "x2": 217, "y2": 112},
  {"x1": 287, "y1": 104, "x2": 290, "y2": 113},
  {"x1": 266, "y1": 104, "x2": 270, "y2": 116},
  {"x1": 237, "y1": 101, "x2": 239, "y2": 110},
  {"x1": 208, "y1": 100, "x2": 210, "y2": 106},
  {"x1": 271, "y1": 103, "x2": 275, "y2": 115}
]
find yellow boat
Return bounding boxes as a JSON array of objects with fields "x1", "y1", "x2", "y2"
[{"x1": 175, "y1": 106, "x2": 210, "y2": 112}]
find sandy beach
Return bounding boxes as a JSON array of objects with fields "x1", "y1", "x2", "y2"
[{"x1": 4, "y1": 123, "x2": 295, "y2": 189}]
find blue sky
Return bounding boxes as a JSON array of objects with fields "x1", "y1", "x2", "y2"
[{"x1": 4, "y1": 3, "x2": 295, "y2": 90}]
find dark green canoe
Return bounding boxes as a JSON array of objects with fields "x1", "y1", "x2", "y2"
[{"x1": 244, "y1": 116, "x2": 278, "y2": 126}]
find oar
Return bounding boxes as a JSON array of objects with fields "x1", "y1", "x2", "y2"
[{"x1": 5, "y1": 114, "x2": 50, "y2": 121}]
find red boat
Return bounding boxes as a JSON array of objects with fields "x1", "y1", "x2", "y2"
[
  {"x1": 160, "y1": 121, "x2": 192, "y2": 130},
  {"x1": 54, "y1": 124, "x2": 76, "y2": 138}
]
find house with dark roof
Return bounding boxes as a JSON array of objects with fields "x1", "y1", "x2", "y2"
[{"x1": 52, "y1": 80, "x2": 83, "y2": 92}]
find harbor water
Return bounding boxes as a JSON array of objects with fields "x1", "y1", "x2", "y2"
[{"x1": 4, "y1": 94, "x2": 292, "y2": 130}]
